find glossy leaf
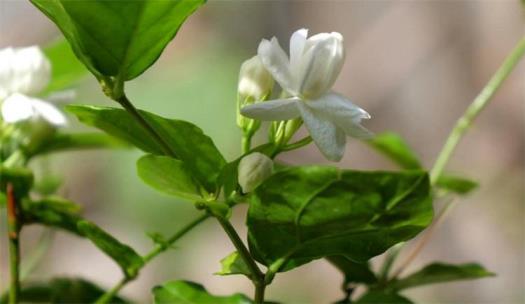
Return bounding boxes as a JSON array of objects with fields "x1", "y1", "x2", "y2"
[
  {"x1": 43, "y1": 39, "x2": 87, "y2": 93},
  {"x1": 216, "y1": 252, "x2": 252, "y2": 280},
  {"x1": 153, "y1": 280, "x2": 252, "y2": 304},
  {"x1": 67, "y1": 105, "x2": 226, "y2": 192},
  {"x1": 137, "y1": 154, "x2": 202, "y2": 201},
  {"x1": 247, "y1": 166, "x2": 432, "y2": 271},
  {"x1": 31, "y1": 0, "x2": 205, "y2": 81},
  {"x1": 436, "y1": 174, "x2": 479, "y2": 195},
  {"x1": 355, "y1": 290, "x2": 412, "y2": 304},
  {"x1": 327, "y1": 256, "x2": 377, "y2": 285},
  {"x1": 77, "y1": 221, "x2": 144, "y2": 278},
  {"x1": 367, "y1": 132, "x2": 422, "y2": 170},
  {"x1": 32, "y1": 132, "x2": 129, "y2": 156},
  {"x1": 0, "y1": 278, "x2": 127, "y2": 303},
  {"x1": 389, "y1": 262, "x2": 495, "y2": 290}
]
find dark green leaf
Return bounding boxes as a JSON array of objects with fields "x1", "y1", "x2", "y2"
[
  {"x1": 32, "y1": 132, "x2": 129, "y2": 156},
  {"x1": 389, "y1": 262, "x2": 495, "y2": 290},
  {"x1": 137, "y1": 154, "x2": 202, "y2": 201},
  {"x1": 0, "y1": 165, "x2": 34, "y2": 197},
  {"x1": 153, "y1": 280, "x2": 252, "y2": 304},
  {"x1": 215, "y1": 252, "x2": 252, "y2": 280},
  {"x1": 436, "y1": 174, "x2": 479, "y2": 195},
  {"x1": 367, "y1": 132, "x2": 422, "y2": 170},
  {"x1": 67, "y1": 105, "x2": 226, "y2": 193},
  {"x1": 31, "y1": 0, "x2": 205, "y2": 80},
  {"x1": 247, "y1": 166, "x2": 432, "y2": 271},
  {"x1": 22, "y1": 197, "x2": 82, "y2": 235},
  {"x1": 43, "y1": 39, "x2": 87, "y2": 93},
  {"x1": 355, "y1": 290, "x2": 412, "y2": 304},
  {"x1": 77, "y1": 220, "x2": 144, "y2": 278},
  {"x1": 327, "y1": 256, "x2": 377, "y2": 285},
  {"x1": 0, "y1": 278, "x2": 127, "y2": 303}
]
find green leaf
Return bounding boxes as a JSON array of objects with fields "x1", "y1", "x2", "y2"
[
  {"x1": 67, "y1": 105, "x2": 226, "y2": 193},
  {"x1": 32, "y1": 132, "x2": 129, "y2": 156},
  {"x1": 137, "y1": 154, "x2": 202, "y2": 201},
  {"x1": 31, "y1": 0, "x2": 205, "y2": 81},
  {"x1": 436, "y1": 174, "x2": 479, "y2": 195},
  {"x1": 0, "y1": 278, "x2": 127, "y2": 303},
  {"x1": 43, "y1": 39, "x2": 87, "y2": 93},
  {"x1": 247, "y1": 166, "x2": 432, "y2": 271},
  {"x1": 215, "y1": 252, "x2": 252, "y2": 280},
  {"x1": 77, "y1": 220, "x2": 144, "y2": 278},
  {"x1": 0, "y1": 165, "x2": 34, "y2": 197},
  {"x1": 367, "y1": 132, "x2": 422, "y2": 170},
  {"x1": 327, "y1": 256, "x2": 377, "y2": 285},
  {"x1": 153, "y1": 280, "x2": 252, "y2": 304},
  {"x1": 355, "y1": 290, "x2": 412, "y2": 304},
  {"x1": 389, "y1": 262, "x2": 495, "y2": 290},
  {"x1": 22, "y1": 197, "x2": 82, "y2": 235}
]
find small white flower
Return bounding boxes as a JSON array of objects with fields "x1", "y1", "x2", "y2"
[
  {"x1": 0, "y1": 46, "x2": 51, "y2": 100},
  {"x1": 2, "y1": 93, "x2": 66, "y2": 126},
  {"x1": 238, "y1": 152, "x2": 273, "y2": 193},
  {"x1": 238, "y1": 55, "x2": 274, "y2": 101},
  {"x1": 0, "y1": 46, "x2": 67, "y2": 127},
  {"x1": 241, "y1": 29, "x2": 372, "y2": 161}
]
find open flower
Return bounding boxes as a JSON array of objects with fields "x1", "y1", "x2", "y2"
[
  {"x1": 241, "y1": 29, "x2": 371, "y2": 161},
  {"x1": 0, "y1": 46, "x2": 66, "y2": 126}
]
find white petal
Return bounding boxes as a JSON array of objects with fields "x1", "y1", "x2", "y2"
[
  {"x1": 257, "y1": 37, "x2": 295, "y2": 94},
  {"x1": 306, "y1": 93, "x2": 372, "y2": 139},
  {"x1": 2, "y1": 93, "x2": 66, "y2": 126},
  {"x1": 297, "y1": 102, "x2": 346, "y2": 161},
  {"x1": 297, "y1": 32, "x2": 345, "y2": 99},
  {"x1": 0, "y1": 47, "x2": 16, "y2": 100},
  {"x1": 241, "y1": 98, "x2": 300, "y2": 121},
  {"x1": 309, "y1": 94, "x2": 371, "y2": 139},
  {"x1": 289, "y1": 28, "x2": 308, "y2": 78}
]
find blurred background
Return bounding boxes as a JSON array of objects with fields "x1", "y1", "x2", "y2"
[{"x1": 0, "y1": 0, "x2": 524, "y2": 303}]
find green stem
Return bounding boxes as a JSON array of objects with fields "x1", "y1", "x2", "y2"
[
  {"x1": 214, "y1": 215, "x2": 265, "y2": 303},
  {"x1": 94, "y1": 214, "x2": 209, "y2": 304},
  {"x1": 117, "y1": 95, "x2": 177, "y2": 158},
  {"x1": 241, "y1": 133, "x2": 253, "y2": 154},
  {"x1": 6, "y1": 183, "x2": 20, "y2": 304},
  {"x1": 430, "y1": 36, "x2": 525, "y2": 184},
  {"x1": 279, "y1": 136, "x2": 312, "y2": 152}
]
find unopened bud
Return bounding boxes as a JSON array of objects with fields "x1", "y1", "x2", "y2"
[
  {"x1": 238, "y1": 55, "x2": 274, "y2": 101},
  {"x1": 238, "y1": 152, "x2": 273, "y2": 193}
]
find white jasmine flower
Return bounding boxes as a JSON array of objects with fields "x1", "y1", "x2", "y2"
[
  {"x1": 238, "y1": 55, "x2": 274, "y2": 101},
  {"x1": 238, "y1": 152, "x2": 273, "y2": 193},
  {"x1": 241, "y1": 29, "x2": 372, "y2": 161},
  {"x1": 0, "y1": 45, "x2": 67, "y2": 127},
  {"x1": 0, "y1": 46, "x2": 51, "y2": 100},
  {"x1": 2, "y1": 93, "x2": 66, "y2": 126}
]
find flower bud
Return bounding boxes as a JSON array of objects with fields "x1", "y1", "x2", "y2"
[
  {"x1": 0, "y1": 46, "x2": 51, "y2": 100},
  {"x1": 238, "y1": 55, "x2": 274, "y2": 101},
  {"x1": 238, "y1": 152, "x2": 273, "y2": 193}
]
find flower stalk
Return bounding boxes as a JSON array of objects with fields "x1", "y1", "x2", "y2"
[{"x1": 6, "y1": 183, "x2": 20, "y2": 304}]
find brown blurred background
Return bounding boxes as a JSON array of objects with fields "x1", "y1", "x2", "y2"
[{"x1": 0, "y1": 0, "x2": 524, "y2": 303}]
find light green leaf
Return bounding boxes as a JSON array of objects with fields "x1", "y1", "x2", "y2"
[
  {"x1": 247, "y1": 166, "x2": 432, "y2": 271},
  {"x1": 77, "y1": 221, "x2": 144, "y2": 279},
  {"x1": 0, "y1": 277, "x2": 128, "y2": 303},
  {"x1": 355, "y1": 290, "x2": 412, "y2": 304},
  {"x1": 153, "y1": 280, "x2": 252, "y2": 304},
  {"x1": 367, "y1": 132, "x2": 422, "y2": 170},
  {"x1": 215, "y1": 252, "x2": 252, "y2": 280},
  {"x1": 389, "y1": 262, "x2": 495, "y2": 290},
  {"x1": 32, "y1": 132, "x2": 129, "y2": 156},
  {"x1": 67, "y1": 105, "x2": 226, "y2": 193},
  {"x1": 137, "y1": 154, "x2": 202, "y2": 201},
  {"x1": 436, "y1": 174, "x2": 479, "y2": 195},
  {"x1": 43, "y1": 39, "x2": 87, "y2": 93},
  {"x1": 31, "y1": 0, "x2": 205, "y2": 81}
]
